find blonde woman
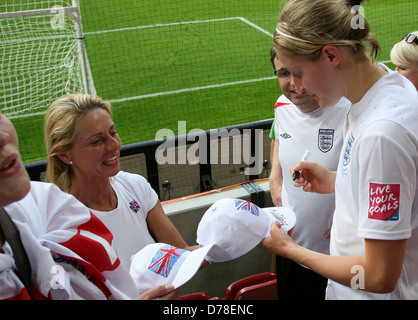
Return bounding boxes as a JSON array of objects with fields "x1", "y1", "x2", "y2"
[
  {"x1": 262, "y1": 0, "x2": 418, "y2": 299},
  {"x1": 390, "y1": 31, "x2": 418, "y2": 90},
  {"x1": 44, "y1": 94, "x2": 199, "y2": 270}
]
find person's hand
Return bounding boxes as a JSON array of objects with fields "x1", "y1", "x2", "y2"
[
  {"x1": 269, "y1": 178, "x2": 283, "y2": 207},
  {"x1": 262, "y1": 222, "x2": 296, "y2": 258},
  {"x1": 291, "y1": 161, "x2": 336, "y2": 194},
  {"x1": 140, "y1": 285, "x2": 182, "y2": 300}
]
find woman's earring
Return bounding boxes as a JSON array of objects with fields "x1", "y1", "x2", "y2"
[{"x1": 69, "y1": 161, "x2": 73, "y2": 165}]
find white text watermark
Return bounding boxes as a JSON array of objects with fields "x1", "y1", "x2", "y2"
[{"x1": 155, "y1": 121, "x2": 264, "y2": 175}]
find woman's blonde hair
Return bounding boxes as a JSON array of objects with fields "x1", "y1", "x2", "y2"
[
  {"x1": 44, "y1": 94, "x2": 112, "y2": 192},
  {"x1": 390, "y1": 31, "x2": 418, "y2": 69},
  {"x1": 273, "y1": 0, "x2": 380, "y2": 61}
]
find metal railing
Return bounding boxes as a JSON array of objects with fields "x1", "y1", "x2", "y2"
[{"x1": 25, "y1": 119, "x2": 273, "y2": 198}]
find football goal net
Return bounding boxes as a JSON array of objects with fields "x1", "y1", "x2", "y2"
[{"x1": 0, "y1": 0, "x2": 95, "y2": 119}]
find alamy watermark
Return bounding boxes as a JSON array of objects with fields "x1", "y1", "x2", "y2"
[
  {"x1": 50, "y1": 6, "x2": 65, "y2": 30},
  {"x1": 155, "y1": 121, "x2": 264, "y2": 176},
  {"x1": 50, "y1": 264, "x2": 66, "y2": 290},
  {"x1": 50, "y1": 5, "x2": 367, "y2": 31},
  {"x1": 350, "y1": 265, "x2": 365, "y2": 290},
  {"x1": 351, "y1": 5, "x2": 366, "y2": 30}
]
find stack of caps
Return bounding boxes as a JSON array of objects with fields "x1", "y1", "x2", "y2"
[{"x1": 196, "y1": 198, "x2": 296, "y2": 262}]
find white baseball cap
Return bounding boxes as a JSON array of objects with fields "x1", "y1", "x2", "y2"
[
  {"x1": 196, "y1": 198, "x2": 296, "y2": 263},
  {"x1": 129, "y1": 243, "x2": 213, "y2": 295}
]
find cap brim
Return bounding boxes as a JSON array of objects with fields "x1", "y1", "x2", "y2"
[
  {"x1": 171, "y1": 244, "x2": 214, "y2": 289},
  {"x1": 262, "y1": 207, "x2": 296, "y2": 236}
]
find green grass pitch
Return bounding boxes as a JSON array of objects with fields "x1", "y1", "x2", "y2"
[{"x1": 6, "y1": 0, "x2": 417, "y2": 163}]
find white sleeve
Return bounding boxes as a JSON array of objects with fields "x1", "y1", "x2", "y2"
[{"x1": 357, "y1": 121, "x2": 415, "y2": 240}]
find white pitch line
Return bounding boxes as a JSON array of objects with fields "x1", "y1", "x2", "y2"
[
  {"x1": 112, "y1": 57, "x2": 393, "y2": 103},
  {"x1": 237, "y1": 17, "x2": 274, "y2": 38},
  {"x1": 109, "y1": 76, "x2": 276, "y2": 103},
  {"x1": 99, "y1": 17, "x2": 275, "y2": 104},
  {"x1": 6, "y1": 17, "x2": 273, "y2": 119},
  {"x1": 8, "y1": 77, "x2": 272, "y2": 119},
  {"x1": 8, "y1": 17, "x2": 393, "y2": 119},
  {"x1": 84, "y1": 16, "x2": 244, "y2": 35}
]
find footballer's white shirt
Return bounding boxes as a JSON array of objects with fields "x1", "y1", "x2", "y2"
[
  {"x1": 274, "y1": 95, "x2": 349, "y2": 254},
  {"x1": 91, "y1": 171, "x2": 158, "y2": 269},
  {"x1": 327, "y1": 65, "x2": 418, "y2": 300}
]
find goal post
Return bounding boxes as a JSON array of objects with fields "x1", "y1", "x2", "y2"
[{"x1": 0, "y1": 0, "x2": 95, "y2": 119}]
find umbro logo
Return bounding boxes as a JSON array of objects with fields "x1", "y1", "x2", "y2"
[{"x1": 280, "y1": 133, "x2": 291, "y2": 139}]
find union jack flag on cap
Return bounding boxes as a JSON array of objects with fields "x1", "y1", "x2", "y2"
[
  {"x1": 148, "y1": 245, "x2": 186, "y2": 278},
  {"x1": 234, "y1": 199, "x2": 260, "y2": 216}
]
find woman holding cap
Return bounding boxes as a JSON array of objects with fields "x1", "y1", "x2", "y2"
[
  {"x1": 0, "y1": 107, "x2": 180, "y2": 300},
  {"x1": 263, "y1": 0, "x2": 418, "y2": 299},
  {"x1": 390, "y1": 31, "x2": 418, "y2": 90},
  {"x1": 44, "y1": 94, "x2": 199, "y2": 270}
]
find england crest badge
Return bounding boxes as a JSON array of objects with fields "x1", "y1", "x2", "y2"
[{"x1": 318, "y1": 129, "x2": 334, "y2": 153}]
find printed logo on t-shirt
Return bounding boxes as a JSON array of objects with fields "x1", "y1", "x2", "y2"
[
  {"x1": 280, "y1": 133, "x2": 291, "y2": 139},
  {"x1": 342, "y1": 132, "x2": 355, "y2": 176},
  {"x1": 368, "y1": 183, "x2": 400, "y2": 221},
  {"x1": 129, "y1": 199, "x2": 140, "y2": 213},
  {"x1": 318, "y1": 129, "x2": 334, "y2": 153}
]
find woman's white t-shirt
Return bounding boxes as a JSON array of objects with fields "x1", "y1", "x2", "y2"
[{"x1": 91, "y1": 171, "x2": 158, "y2": 269}]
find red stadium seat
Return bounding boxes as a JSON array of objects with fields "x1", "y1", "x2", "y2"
[
  {"x1": 180, "y1": 292, "x2": 221, "y2": 300},
  {"x1": 234, "y1": 279, "x2": 278, "y2": 300},
  {"x1": 225, "y1": 272, "x2": 278, "y2": 300}
]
